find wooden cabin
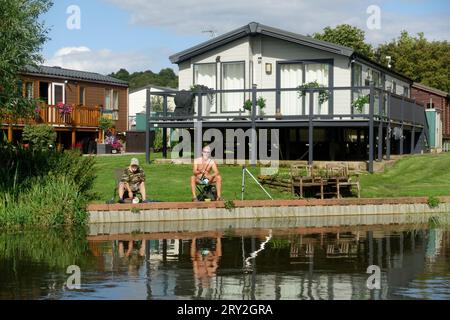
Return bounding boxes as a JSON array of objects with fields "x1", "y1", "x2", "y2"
[{"x1": 1, "y1": 65, "x2": 129, "y2": 151}]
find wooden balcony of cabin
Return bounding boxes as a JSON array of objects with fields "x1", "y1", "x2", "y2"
[{"x1": 1, "y1": 103, "x2": 102, "y2": 128}]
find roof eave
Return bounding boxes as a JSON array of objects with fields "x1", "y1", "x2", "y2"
[
  {"x1": 169, "y1": 22, "x2": 354, "y2": 64},
  {"x1": 20, "y1": 71, "x2": 129, "y2": 87}
]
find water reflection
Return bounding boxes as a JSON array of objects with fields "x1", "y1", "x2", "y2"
[{"x1": 0, "y1": 217, "x2": 449, "y2": 300}]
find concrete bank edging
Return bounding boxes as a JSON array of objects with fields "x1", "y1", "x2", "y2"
[{"x1": 87, "y1": 197, "x2": 450, "y2": 224}]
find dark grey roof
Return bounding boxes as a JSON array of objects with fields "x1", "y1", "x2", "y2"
[
  {"x1": 21, "y1": 65, "x2": 129, "y2": 87},
  {"x1": 169, "y1": 22, "x2": 354, "y2": 64}
]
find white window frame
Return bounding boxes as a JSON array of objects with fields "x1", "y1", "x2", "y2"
[{"x1": 50, "y1": 83, "x2": 65, "y2": 105}]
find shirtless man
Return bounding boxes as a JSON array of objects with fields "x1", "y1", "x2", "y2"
[{"x1": 190, "y1": 145, "x2": 222, "y2": 201}]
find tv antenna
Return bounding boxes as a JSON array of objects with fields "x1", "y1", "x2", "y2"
[
  {"x1": 386, "y1": 56, "x2": 392, "y2": 68},
  {"x1": 202, "y1": 29, "x2": 217, "y2": 38}
]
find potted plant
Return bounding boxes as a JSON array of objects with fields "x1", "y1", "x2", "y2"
[
  {"x1": 243, "y1": 96, "x2": 266, "y2": 118},
  {"x1": 297, "y1": 81, "x2": 330, "y2": 105},
  {"x1": 352, "y1": 95, "x2": 370, "y2": 113},
  {"x1": 97, "y1": 116, "x2": 115, "y2": 154},
  {"x1": 190, "y1": 84, "x2": 215, "y2": 115}
]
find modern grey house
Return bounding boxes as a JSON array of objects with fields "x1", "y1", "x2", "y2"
[{"x1": 146, "y1": 22, "x2": 429, "y2": 172}]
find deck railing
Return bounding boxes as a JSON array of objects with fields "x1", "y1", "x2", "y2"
[
  {"x1": 2, "y1": 104, "x2": 102, "y2": 128},
  {"x1": 146, "y1": 85, "x2": 427, "y2": 128}
]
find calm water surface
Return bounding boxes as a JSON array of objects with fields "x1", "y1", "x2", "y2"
[{"x1": 0, "y1": 215, "x2": 449, "y2": 300}]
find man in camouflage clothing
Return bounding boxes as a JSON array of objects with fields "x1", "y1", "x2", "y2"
[{"x1": 119, "y1": 158, "x2": 146, "y2": 201}]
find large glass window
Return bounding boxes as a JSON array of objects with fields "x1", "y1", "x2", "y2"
[
  {"x1": 105, "y1": 89, "x2": 119, "y2": 120},
  {"x1": 25, "y1": 82, "x2": 33, "y2": 99},
  {"x1": 306, "y1": 63, "x2": 329, "y2": 115},
  {"x1": 280, "y1": 63, "x2": 303, "y2": 115},
  {"x1": 79, "y1": 87, "x2": 85, "y2": 105},
  {"x1": 279, "y1": 62, "x2": 330, "y2": 115},
  {"x1": 194, "y1": 63, "x2": 216, "y2": 113},
  {"x1": 221, "y1": 62, "x2": 244, "y2": 112}
]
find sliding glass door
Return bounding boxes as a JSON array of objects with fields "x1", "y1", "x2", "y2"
[
  {"x1": 280, "y1": 63, "x2": 303, "y2": 115},
  {"x1": 194, "y1": 63, "x2": 216, "y2": 114},
  {"x1": 221, "y1": 62, "x2": 244, "y2": 112},
  {"x1": 305, "y1": 63, "x2": 329, "y2": 115}
]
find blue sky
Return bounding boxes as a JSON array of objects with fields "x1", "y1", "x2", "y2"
[{"x1": 41, "y1": 0, "x2": 450, "y2": 75}]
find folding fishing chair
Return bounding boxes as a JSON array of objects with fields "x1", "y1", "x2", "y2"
[
  {"x1": 106, "y1": 168, "x2": 143, "y2": 204},
  {"x1": 196, "y1": 183, "x2": 217, "y2": 201}
]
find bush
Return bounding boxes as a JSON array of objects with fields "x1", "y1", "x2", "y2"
[
  {"x1": 0, "y1": 176, "x2": 88, "y2": 228},
  {"x1": 427, "y1": 196, "x2": 440, "y2": 208},
  {"x1": 0, "y1": 144, "x2": 97, "y2": 228},
  {"x1": 22, "y1": 124, "x2": 56, "y2": 150},
  {"x1": 98, "y1": 116, "x2": 115, "y2": 131},
  {"x1": 152, "y1": 129, "x2": 163, "y2": 152}
]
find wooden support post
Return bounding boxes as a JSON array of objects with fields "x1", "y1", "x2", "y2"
[
  {"x1": 7, "y1": 125, "x2": 13, "y2": 142},
  {"x1": 411, "y1": 126, "x2": 415, "y2": 154},
  {"x1": 98, "y1": 129, "x2": 103, "y2": 143},
  {"x1": 71, "y1": 129, "x2": 76, "y2": 148}
]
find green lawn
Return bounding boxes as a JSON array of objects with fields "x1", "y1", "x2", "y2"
[
  {"x1": 91, "y1": 154, "x2": 293, "y2": 203},
  {"x1": 359, "y1": 152, "x2": 450, "y2": 198},
  {"x1": 91, "y1": 152, "x2": 450, "y2": 203}
]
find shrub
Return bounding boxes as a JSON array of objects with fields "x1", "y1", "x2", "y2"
[
  {"x1": 98, "y1": 116, "x2": 115, "y2": 131},
  {"x1": 0, "y1": 144, "x2": 96, "y2": 228},
  {"x1": 22, "y1": 124, "x2": 56, "y2": 150},
  {"x1": 152, "y1": 129, "x2": 163, "y2": 152},
  {"x1": 0, "y1": 176, "x2": 88, "y2": 228},
  {"x1": 427, "y1": 196, "x2": 440, "y2": 209}
]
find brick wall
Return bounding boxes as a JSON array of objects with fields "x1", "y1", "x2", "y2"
[{"x1": 412, "y1": 87, "x2": 450, "y2": 139}]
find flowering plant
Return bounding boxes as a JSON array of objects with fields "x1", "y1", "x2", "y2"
[
  {"x1": 56, "y1": 102, "x2": 73, "y2": 115},
  {"x1": 105, "y1": 135, "x2": 122, "y2": 150}
]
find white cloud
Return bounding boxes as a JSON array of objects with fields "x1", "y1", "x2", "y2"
[
  {"x1": 103, "y1": 0, "x2": 450, "y2": 45},
  {"x1": 45, "y1": 46, "x2": 171, "y2": 74}
]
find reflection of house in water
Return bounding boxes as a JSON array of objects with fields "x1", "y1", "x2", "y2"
[{"x1": 83, "y1": 225, "x2": 449, "y2": 300}]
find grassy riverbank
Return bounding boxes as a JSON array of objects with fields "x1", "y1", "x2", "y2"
[
  {"x1": 359, "y1": 152, "x2": 450, "y2": 198},
  {"x1": 91, "y1": 152, "x2": 450, "y2": 203}
]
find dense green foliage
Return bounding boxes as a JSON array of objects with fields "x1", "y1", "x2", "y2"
[
  {"x1": 98, "y1": 116, "x2": 115, "y2": 131},
  {"x1": 0, "y1": 0, "x2": 52, "y2": 118},
  {"x1": 376, "y1": 32, "x2": 450, "y2": 92},
  {"x1": 313, "y1": 25, "x2": 450, "y2": 93},
  {"x1": 22, "y1": 124, "x2": 57, "y2": 150},
  {"x1": 0, "y1": 145, "x2": 96, "y2": 228},
  {"x1": 312, "y1": 24, "x2": 375, "y2": 59},
  {"x1": 109, "y1": 68, "x2": 178, "y2": 90}
]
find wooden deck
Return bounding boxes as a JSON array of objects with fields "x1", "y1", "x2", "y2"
[{"x1": 1, "y1": 104, "x2": 102, "y2": 128}]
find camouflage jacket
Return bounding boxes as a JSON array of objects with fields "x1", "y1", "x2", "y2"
[{"x1": 120, "y1": 167, "x2": 146, "y2": 191}]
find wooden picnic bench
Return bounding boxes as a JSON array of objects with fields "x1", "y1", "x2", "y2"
[{"x1": 291, "y1": 163, "x2": 360, "y2": 199}]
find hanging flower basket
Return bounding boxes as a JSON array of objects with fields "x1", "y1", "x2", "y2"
[{"x1": 56, "y1": 102, "x2": 73, "y2": 115}]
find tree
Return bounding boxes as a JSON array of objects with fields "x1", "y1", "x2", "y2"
[
  {"x1": 108, "y1": 68, "x2": 178, "y2": 90},
  {"x1": 312, "y1": 24, "x2": 375, "y2": 59},
  {"x1": 376, "y1": 32, "x2": 450, "y2": 92},
  {"x1": 0, "y1": 0, "x2": 52, "y2": 119}
]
